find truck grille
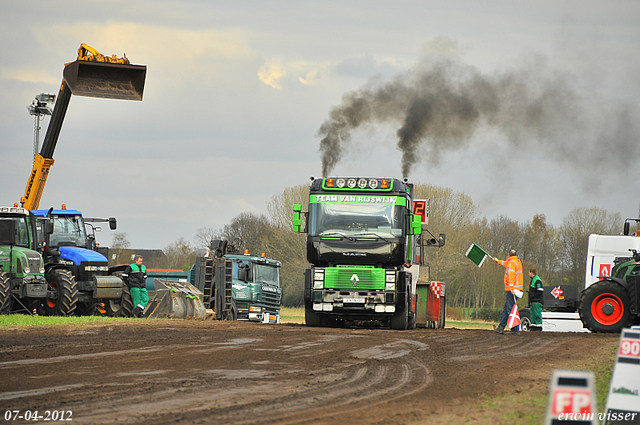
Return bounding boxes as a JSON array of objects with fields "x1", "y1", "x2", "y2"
[
  {"x1": 261, "y1": 290, "x2": 281, "y2": 308},
  {"x1": 325, "y1": 266, "x2": 384, "y2": 290}
]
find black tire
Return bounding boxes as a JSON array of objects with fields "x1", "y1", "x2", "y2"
[
  {"x1": 304, "y1": 301, "x2": 322, "y2": 327},
  {"x1": 579, "y1": 280, "x2": 632, "y2": 333},
  {"x1": 520, "y1": 308, "x2": 531, "y2": 332},
  {"x1": 408, "y1": 311, "x2": 417, "y2": 330},
  {"x1": 119, "y1": 285, "x2": 135, "y2": 317},
  {"x1": 43, "y1": 269, "x2": 78, "y2": 316},
  {"x1": 390, "y1": 302, "x2": 408, "y2": 330},
  {"x1": 75, "y1": 301, "x2": 97, "y2": 316},
  {"x1": 437, "y1": 296, "x2": 446, "y2": 329},
  {"x1": 0, "y1": 271, "x2": 12, "y2": 314},
  {"x1": 223, "y1": 305, "x2": 237, "y2": 321}
]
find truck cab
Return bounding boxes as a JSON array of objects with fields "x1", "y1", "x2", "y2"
[
  {"x1": 294, "y1": 177, "x2": 423, "y2": 330},
  {"x1": 227, "y1": 253, "x2": 282, "y2": 323},
  {"x1": 0, "y1": 206, "x2": 47, "y2": 312}
]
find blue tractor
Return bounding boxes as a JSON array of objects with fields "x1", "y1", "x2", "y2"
[{"x1": 31, "y1": 207, "x2": 132, "y2": 316}]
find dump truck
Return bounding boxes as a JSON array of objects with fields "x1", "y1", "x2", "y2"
[
  {"x1": 293, "y1": 177, "x2": 445, "y2": 329},
  {"x1": 0, "y1": 206, "x2": 49, "y2": 314}
]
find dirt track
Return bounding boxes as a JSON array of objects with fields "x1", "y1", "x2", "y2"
[{"x1": 0, "y1": 321, "x2": 619, "y2": 424}]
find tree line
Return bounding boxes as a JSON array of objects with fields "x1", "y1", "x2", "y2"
[{"x1": 110, "y1": 183, "x2": 634, "y2": 311}]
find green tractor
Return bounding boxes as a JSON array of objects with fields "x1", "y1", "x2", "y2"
[{"x1": 0, "y1": 206, "x2": 49, "y2": 314}]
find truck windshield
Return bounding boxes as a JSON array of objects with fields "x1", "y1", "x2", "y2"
[
  {"x1": 254, "y1": 264, "x2": 279, "y2": 287},
  {"x1": 308, "y1": 202, "x2": 406, "y2": 239},
  {"x1": 50, "y1": 215, "x2": 88, "y2": 248},
  {"x1": 0, "y1": 216, "x2": 31, "y2": 248}
]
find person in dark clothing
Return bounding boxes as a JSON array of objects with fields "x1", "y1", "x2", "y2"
[
  {"x1": 122, "y1": 255, "x2": 148, "y2": 318},
  {"x1": 528, "y1": 268, "x2": 544, "y2": 331}
]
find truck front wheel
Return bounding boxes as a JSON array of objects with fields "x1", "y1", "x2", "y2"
[
  {"x1": 304, "y1": 301, "x2": 322, "y2": 327},
  {"x1": 43, "y1": 270, "x2": 78, "y2": 316},
  {"x1": 0, "y1": 272, "x2": 12, "y2": 314},
  {"x1": 579, "y1": 281, "x2": 632, "y2": 333},
  {"x1": 390, "y1": 302, "x2": 408, "y2": 330}
]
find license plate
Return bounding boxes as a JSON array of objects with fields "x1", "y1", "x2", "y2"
[{"x1": 343, "y1": 298, "x2": 365, "y2": 304}]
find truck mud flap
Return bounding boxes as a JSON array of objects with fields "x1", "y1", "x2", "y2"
[
  {"x1": 63, "y1": 60, "x2": 146, "y2": 101},
  {"x1": 144, "y1": 279, "x2": 206, "y2": 320},
  {"x1": 93, "y1": 275, "x2": 123, "y2": 299}
]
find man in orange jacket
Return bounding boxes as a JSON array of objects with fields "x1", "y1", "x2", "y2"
[{"x1": 493, "y1": 249, "x2": 523, "y2": 334}]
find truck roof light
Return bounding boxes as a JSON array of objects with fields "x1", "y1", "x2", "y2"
[
  {"x1": 244, "y1": 249, "x2": 250, "y2": 255},
  {"x1": 381, "y1": 179, "x2": 388, "y2": 189},
  {"x1": 14, "y1": 203, "x2": 19, "y2": 207},
  {"x1": 327, "y1": 178, "x2": 334, "y2": 187},
  {"x1": 261, "y1": 252, "x2": 266, "y2": 257},
  {"x1": 61, "y1": 204, "x2": 67, "y2": 210},
  {"x1": 336, "y1": 178, "x2": 346, "y2": 188}
]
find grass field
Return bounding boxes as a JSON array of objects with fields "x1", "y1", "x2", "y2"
[{"x1": 0, "y1": 308, "x2": 496, "y2": 329}]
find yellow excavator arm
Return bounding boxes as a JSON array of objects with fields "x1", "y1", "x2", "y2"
[{"x1": 21, "y1": 44, "x2": 146, "y2": 210}]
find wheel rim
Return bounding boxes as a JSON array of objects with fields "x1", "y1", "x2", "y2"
[
  {"x1": 521, "y1": 317, "x2": 531, "y2": 331},
  {"x1": 46, "y1": 281, "x2": 58, "y2": 308},
  {"x1": 591, "y1": 292, "x2": 624, "y2": 325}
]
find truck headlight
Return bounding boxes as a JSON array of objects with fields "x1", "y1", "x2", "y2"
[
  {"x1": 314, "y1": 269, "x2": 324, "y2": 289},
  {"x1": 385, "y1": 272, "x2": 395, "y2": 290},
  {"x1": 249, "y1": 306, "x2": 262, "y2": 313},
  {"x1": 84, "y1": 266, "x2": 98, "y2": 271}
]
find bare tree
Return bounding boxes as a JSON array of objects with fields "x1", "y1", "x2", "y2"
[
  {"x1": 264, "y1": 185, "x2": 310, "y2": 306},
  {"x1": 163, "y1": 237, "x2": 196, "y2": 271},
  {"x1": 559, "y1": 206, "x2": 621, "y2": 285},
  {"x1": 109, "y1": 232, "x2": 133, "y2": 266}
]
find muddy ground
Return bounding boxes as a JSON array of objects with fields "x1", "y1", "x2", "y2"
[{"x1": 0, "y1": 320, "x2": 619, "y2": 424}]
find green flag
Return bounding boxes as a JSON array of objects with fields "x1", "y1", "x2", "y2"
[{"x1": 465, "y1": 242, "x2": 491, "y2": 267}]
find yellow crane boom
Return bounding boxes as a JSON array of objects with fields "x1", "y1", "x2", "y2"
[{"x1": 21, "y1": 44, "x2": 146, "y2": 210}]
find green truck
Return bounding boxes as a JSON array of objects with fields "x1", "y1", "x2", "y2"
[
  {"x1": 293, "y1": 177, "x2": 444, "y2": 329},
  {"x1": 0, "y1": 206, "x2": 49, "y2": 313}
]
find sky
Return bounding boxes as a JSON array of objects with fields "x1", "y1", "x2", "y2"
[{"x1": 1, "y1": 1, "x2": 639, "y2": 250}]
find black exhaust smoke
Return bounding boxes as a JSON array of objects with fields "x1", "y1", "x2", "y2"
[{"x1": 317, "y1": 56, "x2": 636, "y2": 179}]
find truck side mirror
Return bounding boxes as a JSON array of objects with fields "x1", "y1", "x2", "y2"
[
  {"x1": 237, "y1": 263, "x2": 248, "y2": 282},
  {"x1": 438, "y1": 233, "x2": 446, "y2": 247},
  {"x1": 411, "y1": 215, "x2": 422, "y2": 235},
  {"x1": 108, "y1": 217, "x2": 117, "y2": 231},
  {"x1": 45, "y1": 221, "x2": 54, "y2": 235},
  {"x1": 292, "y1": 204, "x2": 303, "y2": 233}
]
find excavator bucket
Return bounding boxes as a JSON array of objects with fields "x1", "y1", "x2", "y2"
[
  {"x1": 63, "y1": 60, "x2": 146, "y2": 101},
  {"x1": 143, "y1": 279, "x2": 207, "y2": 320}
]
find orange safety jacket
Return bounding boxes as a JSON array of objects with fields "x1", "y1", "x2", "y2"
[{"x1": 496, "y1": 255, "x2": 523, "y2": 291}]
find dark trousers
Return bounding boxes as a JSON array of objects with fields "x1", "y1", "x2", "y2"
[{"x1": 499, "y1": 291, "x2": 519, "y2": 330}]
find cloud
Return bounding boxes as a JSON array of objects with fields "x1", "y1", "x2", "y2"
[
  {"x1": 0, "y1": 67, "x2": 59, "y2": 85},
  {"x1": 258, "y1": 60, "x2": 286, "y2": 89}
]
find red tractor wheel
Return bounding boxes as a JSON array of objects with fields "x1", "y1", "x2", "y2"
[{"x1": 579, "y1": 280, "x2": 632, "y2": 333}]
